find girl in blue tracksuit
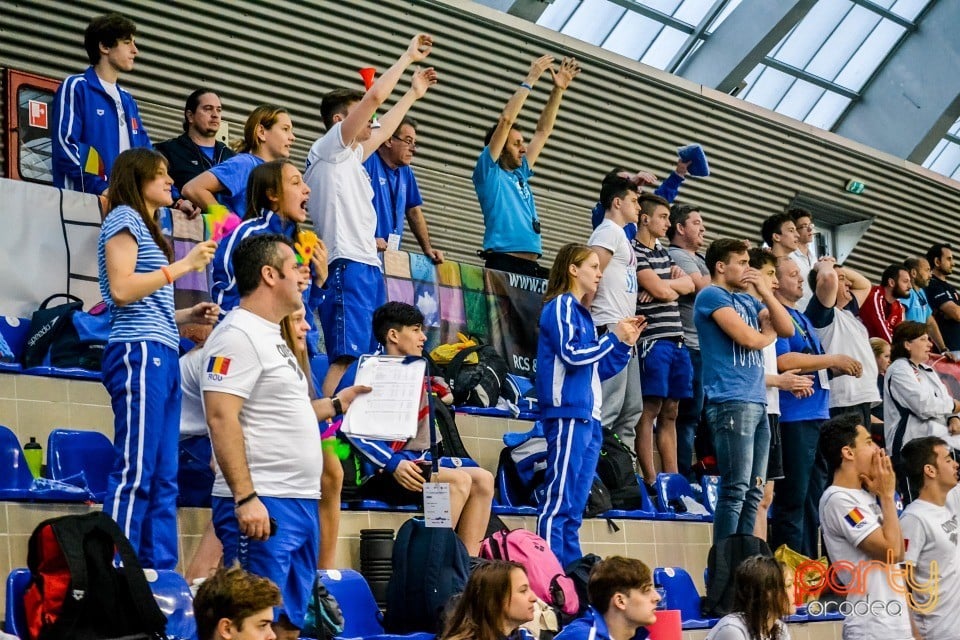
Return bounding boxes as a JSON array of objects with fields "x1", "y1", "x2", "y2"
[
  {"x1": 536, "y1": 243, "x2": 641, "y2": 567},
  {"x1": 98, "y1": 148, "x2": 218, "y2": 569},
  {"x1": 210, "y1": 159, "x2": 326, "y2": 333}
]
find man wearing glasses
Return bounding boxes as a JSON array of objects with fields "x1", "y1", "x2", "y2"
[
  {"x1": 363, "y1": 117, "x2": 444, "y2": 263},
  {"x1": 790, "y1": 208, "x2": 818, "y2": 310}
]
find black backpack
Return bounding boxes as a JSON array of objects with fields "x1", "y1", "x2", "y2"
[
  {"x1": 445, "y1": 344, "x2": 509, "y2": 408},
  {"x1": 302, "y1": 577, "x2": 346, "y2": 640},
  {"x1": 383, "y1": 517, "x2": 471, "y2": 634},
  {"x1": 434, "y1": 400, "x2": 472, "y2": 459},
  {"x1": 701, "y1": 534, "x2": 773, "y2": 617},
  {"x1": 564, "y1": 554, "x2": 603, "y2": 616},
  {"x1": 596, "y1": 430, "x2": 645, "y2": 510},
  {"x1": 583, "y1": 476, "x2": 613, "y2": 518},
  {"x1": 24, "y1": 511, "x2": 167, "y2": 640},
  {"x1": 22, "y1": 294, "x2": 108, "y2": 370}
]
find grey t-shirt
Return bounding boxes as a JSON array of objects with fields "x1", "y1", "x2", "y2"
[{"x1": 667, "y1": 247, "x2": 708, "y2": 349}]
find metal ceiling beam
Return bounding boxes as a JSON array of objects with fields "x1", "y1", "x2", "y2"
[
  {"x1": 833, "y1": 0, "x2": 960, "y2": 163},
  {"x1": 471, "y1": 0, "x2": 555, "y2": 22},
  {"x1": 675, "y1": 0, "x2": 817, "y2": 93}
]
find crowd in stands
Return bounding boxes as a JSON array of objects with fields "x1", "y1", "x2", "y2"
[{"x1": 33, "y1": 9, "x2": 960, "y2": 640}]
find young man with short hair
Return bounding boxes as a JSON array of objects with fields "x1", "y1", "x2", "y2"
[
  {"x1": 861, "y1": 263, "x2": 911, "y2": 342},
  {"x1": 694, "y1": 239, "x2": 793, "y2": 542},
  {"x1": 53, "y1": 12, "x2": 153, "y2": 195},
  {"x1": 194, "y1": 564, "x2": 282, "y2": 640},
  {"x1": 634, "y1": 193, "x2": 695, "y2": 483},
  {"x1": 789, "y1": 208, "x2": 817, "y2": 309},
  {"x1": 901, "y1": 256, "x2": 954, "y2": 359},
  {"x1": 156, "y1": 88, "x2": 235, "y2": 210},
  {"x1": 589, "y1": 173, "x2": 645, "y2": 449},
  {"x1": 340, "y1": 301, "x2": 494, "y2": 554},
  {"x1": 924, "y1": 243, "x2": 960, "y2": 353},
  {"x1": 554, "y1": 556, "x2": 661, "y2": 640},
  {"x1": 304, "y1": 34, "x2": 437, "y2": 397},
  {"x1": 818, "y1": 413, "x2": 912, "y2": 640},
  {"x1": 899, "y1": 436, "x2": 960, "y2": 640},
  {"x1": 474, "y1": 55, "x2": 580, "y2": 278},
  {"x1": 666, "y1": 203, "x2": 709, "y2": 479},
  {"x1": 760, "y1": 212, "x2": 800, "y2": 259}
]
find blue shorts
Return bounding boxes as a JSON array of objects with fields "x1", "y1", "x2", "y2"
[
  {"x1": 640, "y1": 338, "x2": 693, "y2": 400},
  {"x1": 319, "y1": 259, "x2": 386, "y2": 361},
  {"x1": 212, "y1": 496, "x2": 320, "y2": 628}
]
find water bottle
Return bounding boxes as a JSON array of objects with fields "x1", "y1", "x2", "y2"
[{"x1": 23, "y1": 436, "x2": 42, "y2": 478}]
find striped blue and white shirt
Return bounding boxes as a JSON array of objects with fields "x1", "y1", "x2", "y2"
[
  {"x1": 635, "y1": 239, "x2": 683, "y2": 340},
  {"x1": 98, "y1": 205, "x2": 178, "y2": 350}
]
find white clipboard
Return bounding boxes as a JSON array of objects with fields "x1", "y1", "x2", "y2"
[{"x1": 340, "y1": 355, "x2": 426, "y2": 441}]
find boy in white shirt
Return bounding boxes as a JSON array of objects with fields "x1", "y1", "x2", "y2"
[
  {"x1": 817, "y1": 413, "x2": 914, "y2": 640},
  {"x1": 899, "y1": 436, "x2": 960, "y2": 640}
]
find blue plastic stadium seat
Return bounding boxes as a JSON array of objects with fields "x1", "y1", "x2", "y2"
[
  {"x1": 4, "y1": 567, "x2": 30, "y2": 638},
  {"x1": 455, "y1": 405, "x2": 540, "y2": 421},
  {"x1": 47, "y1": 429, "x2": 114, "y2": 502},
  {"x1": 318, "y1": 569, "x2": 385, "y2": 638},
  {"x1": 700, "y1": 475, "x2": 720, "y2": 515},
  {"x1": 147, "y1": 569, "x2": 197, "y2": 640},
  {"x1": 653, "y1": 567, "x2": 715, "y2": 630},
  {"x1": 0, "y1": 425, "x2": 37, "y2": 500},
  {"x1": 341, "y1": 500, "x2": 420, "y2": 512},
  {"x1": 21, "y1": 365, "x2": 102, "y2": 381},
  {"x1": 654, "y1": 473, "x2": 711, "y2": 521}
]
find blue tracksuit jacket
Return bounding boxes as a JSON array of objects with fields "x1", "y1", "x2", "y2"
[
  {"x1": 535, "y1": 293, "x2": 631, "y2": 421},
  {"x1": 53, "y1": 67, "x2": 153, "y2": 194}
]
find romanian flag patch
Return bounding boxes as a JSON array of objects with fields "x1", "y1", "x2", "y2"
[
  {"x1": 844, "y1": 507, "x2": 866, "y2": 528},
  {"x1": 207, "y1": 356, "x2": 231, "y2": 376}
]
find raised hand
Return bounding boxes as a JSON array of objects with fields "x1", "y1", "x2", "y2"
[
  {"x1": 406, "y1": 33, "x2": 434, "y2": 63},
  {"x1": 185, "y1": 239, "x2": 217, "y2": 272},
  {"x1": 549, "y1": 57, "x2": 581, "y2": 90},
  {"x1": 410, "y1": 66, "x2": 438, "y2": 99},
  {"x1": 525, "y1": 55, "x2": 555, "y2": 86}
]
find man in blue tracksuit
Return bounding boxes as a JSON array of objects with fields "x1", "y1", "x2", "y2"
[
  {"x1": 555, "y1": 556, "x2": 660, "y2": 640},
  {"x1": 53, "y1": 13, "x2": 152, "y2": 195}
]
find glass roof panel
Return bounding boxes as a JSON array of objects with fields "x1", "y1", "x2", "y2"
[
  {"x1": 642, "y1": 0, "x2": 683, "y2": 15},
  {"x1": 672, "y1": 1, "x2": 713, "y2": 25},
  {"x1": 741, "y1": 66, "x2": 796, "y2": 110},
  {"x1": 890, "y1": 0, "x2": 933, "y2": 21},
  {"x1": 776, "y1": 79, "x2": 826, "y2": 121},
  {"x1": 925, "y1": 141, "x2": 960, "y2": 179},
  {"x1": 560, "y1": 0, "x2": 626, "y2": 45},
  {"x1": 640, "y1": 26, "x2": 690, "y2": 68},
  {"x1": 950, "y1": 118, "x2": 960, "y2": 137},
  {"x1": 706, "y1": 0, "x2": 742, "y2": 33},
  {"x1": 771, "y1": 1, "x2": 851, "y2": 66},
  {"x1": 603, "y1": 11, "x2": 663, "y2": 60},
  {"x1": 537, "y1": 0, "x2": 581, "y2": 31},
  {"x1": 833, "y1": 19, "x2": 904, "y2": 89},
  {"x1": 803, "y1": 91, "x2": 850, "y2": 129},
  {"x1": 804, "y1": 5, "x2": 879, "y2": 81}
]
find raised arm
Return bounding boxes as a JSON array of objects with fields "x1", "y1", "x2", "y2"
[
  {"x1": 343, "y1": 33, "x2": 433, "y2": 147},
  {"x1": 813, "y1": 260, "x2": 839, "y2": 308},
  {"x1": 526, "y1": 57, "x2": 581, "y2": 167},
  {"x1": 712, "y1": 307, "x2": 775, "y2": 350},
  {"x1": 857, "y1": 451, "x2": 904, "y2": 562},
  {"x1": 361, "y1": 67, "x2": 438, "y2": 159},
  {"x1": 105, "y1": 232, "x2": 216, "y2": 306},
  {"x1": 841, "y1": 264, "x2": 871, "y2": 307},
  {"x1": 182, "y1": 170, "x2": 226, "y2": 210},
  {"x1": 488, "y1": 55, "x2": 554, "y2": 162}
]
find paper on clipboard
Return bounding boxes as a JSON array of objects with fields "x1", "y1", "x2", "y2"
[{"x1": 340, "y1": 355, "x2": 426, "y2": 441}]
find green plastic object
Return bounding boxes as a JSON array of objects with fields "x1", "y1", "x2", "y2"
[{"x1": 23, "y1": 436, "x2": 42, "y2": 479}]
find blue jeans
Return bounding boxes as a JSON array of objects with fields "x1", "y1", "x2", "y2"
[
  {"x1": 771, "y1": 419, "x2": 826, "y2": 558},
  {"x1": 676, "y1": 347, "x2": 704, "y2": 480},
  {"x1": 706, "y1": 401, "x2": 769, "y2": 543}
]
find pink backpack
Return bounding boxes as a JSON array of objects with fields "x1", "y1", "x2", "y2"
[{"x1": 479, "y1": 529, "x2": 579, "y2": 615}]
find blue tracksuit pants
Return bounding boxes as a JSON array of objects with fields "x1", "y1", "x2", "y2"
[
  {"x1": 537, "y1": 417, "x2": 602, "y2": 567},
  {"x1": 101, "y1": 341, "x2": 181, "y2": 570}
]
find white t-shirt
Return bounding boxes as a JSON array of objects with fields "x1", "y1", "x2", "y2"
[
  {"x1": 588, "y1": 219, "x2": 637, "y2": 326},
  {"x1": 763, "y1": 341, "x2": 780, "y2": 416},
  {"x1": 900, "y1": 487, "x2": 960, "y2": 640},
  {"x1": 705, "y1": 614, "x2": 791, "y2": 640},
  {"x1": 304, "y1": 122, "x2": 378, "y2": 266},
  {"x1": 819, "y1": 485, "x2": 913, "y2": 640},
  {"x1": 811, "y1": 303, "x2": 880, "y2": 409},
  {"x1": 98, "y1": 78, "x2": 129, "y2": 152},
  {"x1": 201, "y1": 308, "x2": 321, "y2": 499},
  {"x1": 791, "y1": 246, "x2": 815, "y2": 311},
  {"x1": 179, "y1": 348, "x2": 207, "y2": 438}
]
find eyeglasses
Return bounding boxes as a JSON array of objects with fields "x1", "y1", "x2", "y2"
[
  {"x1": 797, "y1": 223, "x2": 816, "y2": 231},
  {"x1": 391, "y1": 136, "x2": 418, "y2": 150}
]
